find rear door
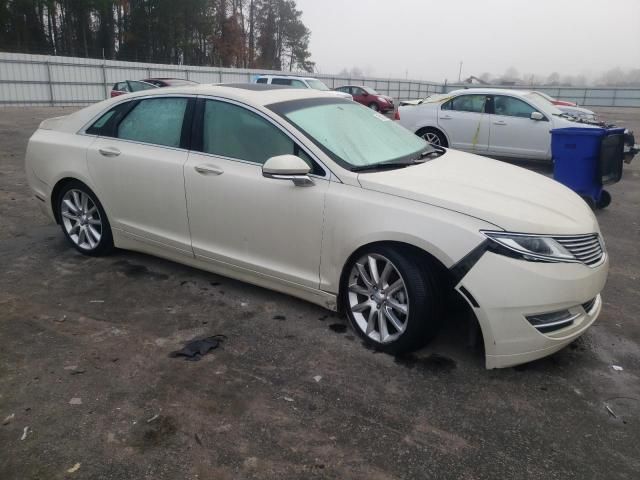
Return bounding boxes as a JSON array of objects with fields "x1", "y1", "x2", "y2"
[
  {"x1": 487, "y1": 95, "x2": 551, "y2": 160},
  {"x1": 437, "y1": 94, "x2": 490, "y2": 152},
  {"x1": 86, "y1": 96, "x2": 194, "y2": 255}
]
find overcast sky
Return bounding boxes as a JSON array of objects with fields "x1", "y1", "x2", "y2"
[{"x1": 295, "y1": 0, "x2": 640, "y2": 82}]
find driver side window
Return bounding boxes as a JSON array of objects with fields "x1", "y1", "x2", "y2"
[
  {"x1": 200, "y1": 100, "x2": 324, "y2": 175},
  {"x1": 493, "y1": 96, "x2": 536, "y2": 118}
]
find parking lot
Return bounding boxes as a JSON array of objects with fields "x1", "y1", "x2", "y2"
[{"x1": 1, "y1": 106, "x2": 639, "y2": 479}]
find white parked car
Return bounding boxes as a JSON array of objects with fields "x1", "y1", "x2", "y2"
[
  {"x1": 255, "y1": 74, "x2": 353, "y2": 100},
  {"x1": 25, "y1": 84, "x2": 608, "y2": 368},
  {"x1": 398, "y1": 88, "x2": 597, "y2": 161}
]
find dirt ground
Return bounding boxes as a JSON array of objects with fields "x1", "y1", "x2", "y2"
[{"x1": 1, "y1": 106, "x2": 639, "y2": 479}]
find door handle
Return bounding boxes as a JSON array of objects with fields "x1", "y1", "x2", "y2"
[
  {"x1": 439, "y1": 115, "x2": 452, "y2": 120},
  {"x1": 98, "y1": 147, "x2": 121, "y2": 157},
  {"x1": 194, "y1": 164, "x2": 224, "y2": 176},
  {"x1": 493, "y1": 121, "x2": 507, "y2": 126}
]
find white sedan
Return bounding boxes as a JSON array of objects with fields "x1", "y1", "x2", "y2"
[
  {"x1": 398, "y1": 88, "x2": 596, "y2": 161},
  {"x1": 25, "y1": 84, "x2": 608, "y2": 368}
]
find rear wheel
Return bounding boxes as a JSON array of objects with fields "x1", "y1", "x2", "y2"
[
  {"x1": 57, "y1": 181, "x2": 113, "y2": 256},
  {"x1": 416, "y1": 127, "x2": 448, "y2": 147},
  {"x1": 342, "y1": 245, "x2": 442, "y2": 353}
]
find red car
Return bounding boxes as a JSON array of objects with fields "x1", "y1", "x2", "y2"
[
  {"x1": 534, "y1": 91, "x2": 577, "y2": 107},
  {"x1": 140, "y1": 78, "x2": 199, "y2": 88},
  {"x1": 110, "y1": 80, "x2": 157, "y2": 97},
  {"x1": 334, "y1": 85, "x2": 394, "y2": 112},
  {"x1": 110, "y1": 78, "x2": 198, "y2": 97}
]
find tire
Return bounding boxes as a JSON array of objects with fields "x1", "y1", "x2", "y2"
[
  {"x1": 368, "y1": 102, "x2": 379, "y2": 112},
  {"x1": 341, "y1": 245, "x2": 443, "y2": 354},
  {"x1": 56, "y1": 180, "x2": 114, "y2": 256},
  {"x1": 416, "y1": 127, "x2": 448, "y2": 147},
  {"x1": 596, "y1": 190, "x2": 611, "y2": 209}
]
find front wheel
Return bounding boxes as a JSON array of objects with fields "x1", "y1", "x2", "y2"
[
  {"x1": 57, "y1": 181, "x2": 114, "y2": 256},
  {"x1": 342, "y1": 246, "x2": 442, "y2": 353},
  {"x1": 368, "y1": 102, "x2": 379, "y2": 112}
]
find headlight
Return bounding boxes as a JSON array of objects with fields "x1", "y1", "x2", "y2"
[
  {"x1": 482, "y1": 231, "x2": 576, "y2": 263},
  {"x1": 378, "y1": 96, "x2": 389, "y2": 104}
]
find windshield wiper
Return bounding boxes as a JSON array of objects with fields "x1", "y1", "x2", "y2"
[
  {"x1": 415, "y1": 146, "x2": 445, "y2": 159},
  {"x1": 351, "y1": 147, "x2": 446, "y2": 172},
  {"x1": 351, "y1": 158, "x2": 427, "y2": 172}
]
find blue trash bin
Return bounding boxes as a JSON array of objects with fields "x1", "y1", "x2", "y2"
[{"x1": 551, "y1": 127, "x2": 625, "y2": 209}]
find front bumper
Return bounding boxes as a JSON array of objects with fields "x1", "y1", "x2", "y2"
[{"x1": 457, "y1": 251, "x2": 609, "y2": 368}]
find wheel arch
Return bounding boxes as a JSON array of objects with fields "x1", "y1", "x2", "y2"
[
  {"x1": 50, "y1": 177, "x2": 99, "y2": 224},
  {"x1": 336, "y1": 240, "x2": 453, "y2": 314},
  {"x1": 336, "y1": 240, "x2": 485, "y2": 353},
  {"x1": 415, "y1": 126, "x2": 450, "y2": 147}
]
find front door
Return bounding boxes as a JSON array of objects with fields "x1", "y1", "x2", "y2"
[
  {"x1": 437, "y1": 94, "x2": 490, "y2": 152},
  {"x1": 487, "y1": 95, "x2": 551, "y2": 160},
  {"x1": 184, "y1": 98, "x2": 329, "y2": 289}
]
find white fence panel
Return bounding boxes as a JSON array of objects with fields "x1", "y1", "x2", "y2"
[{"x1": 0, "y1": 52, "x2": 638, "y2": 107}]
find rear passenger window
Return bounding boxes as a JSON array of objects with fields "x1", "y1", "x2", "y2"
[
  {"x1": 271, "y1": 78, "x2": 291, "y2": 86},
  {"x1": 86, "y1": 102, "x2": 132, "y2": 136},
  {"x1": 117, "y1": 98, "x2": 188, "y2": 147},
  {"x1": 201, "y1": 100, "x2": 323, "y2": 175}
]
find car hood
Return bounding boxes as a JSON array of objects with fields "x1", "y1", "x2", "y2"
[
  {"x1": 357, "y1": 150, "x2": 599, "y2": 235},
  {"x1": 331, "y1": 91, "x2": 353, "y2": 100}
]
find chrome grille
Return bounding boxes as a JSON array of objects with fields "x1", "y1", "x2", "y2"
[{"x1": 554, "y1": 234, "x2": 604, "y2": 266}]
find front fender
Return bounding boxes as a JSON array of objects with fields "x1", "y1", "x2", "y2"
[{"x1": 319, "y1": 181, "x2": 493, "y2": 294}]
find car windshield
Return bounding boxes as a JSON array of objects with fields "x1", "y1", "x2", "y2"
[
  {"x1": 363, "y1": 86, "x2": 379, "y2": 94},
  {"x1": 524, "y1": 92, "x2": 563, "y2": 115},
  {"x1": 306, "y1": 79, "x2": 330, "y2": 91},
  {"x1": 273, "y1": 100, "x2": 430, "y2": 169}
]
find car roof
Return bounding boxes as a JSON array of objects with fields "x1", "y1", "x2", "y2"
[
  {"x1": 111, "y1": 83, "x2": 339, "y2": 106},
  {"x1": 62, "y1": 83, "x2": 343, "y2": 134},
  {"x1": 448, "y1": 88, "x2": 533, "y2": 96},
  {"x1": 257, "y1": 74, "x2": 317, "y2": 81}
]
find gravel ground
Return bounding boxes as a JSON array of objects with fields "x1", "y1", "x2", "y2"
[{"x1": 0, "y1": 106, "x2": 639, "y2": 480}]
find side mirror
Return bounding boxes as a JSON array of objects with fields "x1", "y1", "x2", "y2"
[
  {"x1": 262, "y1": 154, "x2": 314, "y2": 187},
  {"x1": 361, "y1": 92, "x2": 369, "y2": 97},
  {"x1": 531, "y1": 111, "x2": 545, "y2": 121}
]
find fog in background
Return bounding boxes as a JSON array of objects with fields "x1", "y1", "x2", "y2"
[{"x1": 296, "y1": 0, "x2": 640, "y2": 85}]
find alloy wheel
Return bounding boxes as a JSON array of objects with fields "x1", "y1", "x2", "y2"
[
  {"x1": 347, "y1": 254, "x2": 410, "y2": 343},
  {"x1": 422, "y1": 131, "x2": 441, "y2": 145},
  {"x1": 60, "y1": 189, "x2": 103, "y2": 250}
]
